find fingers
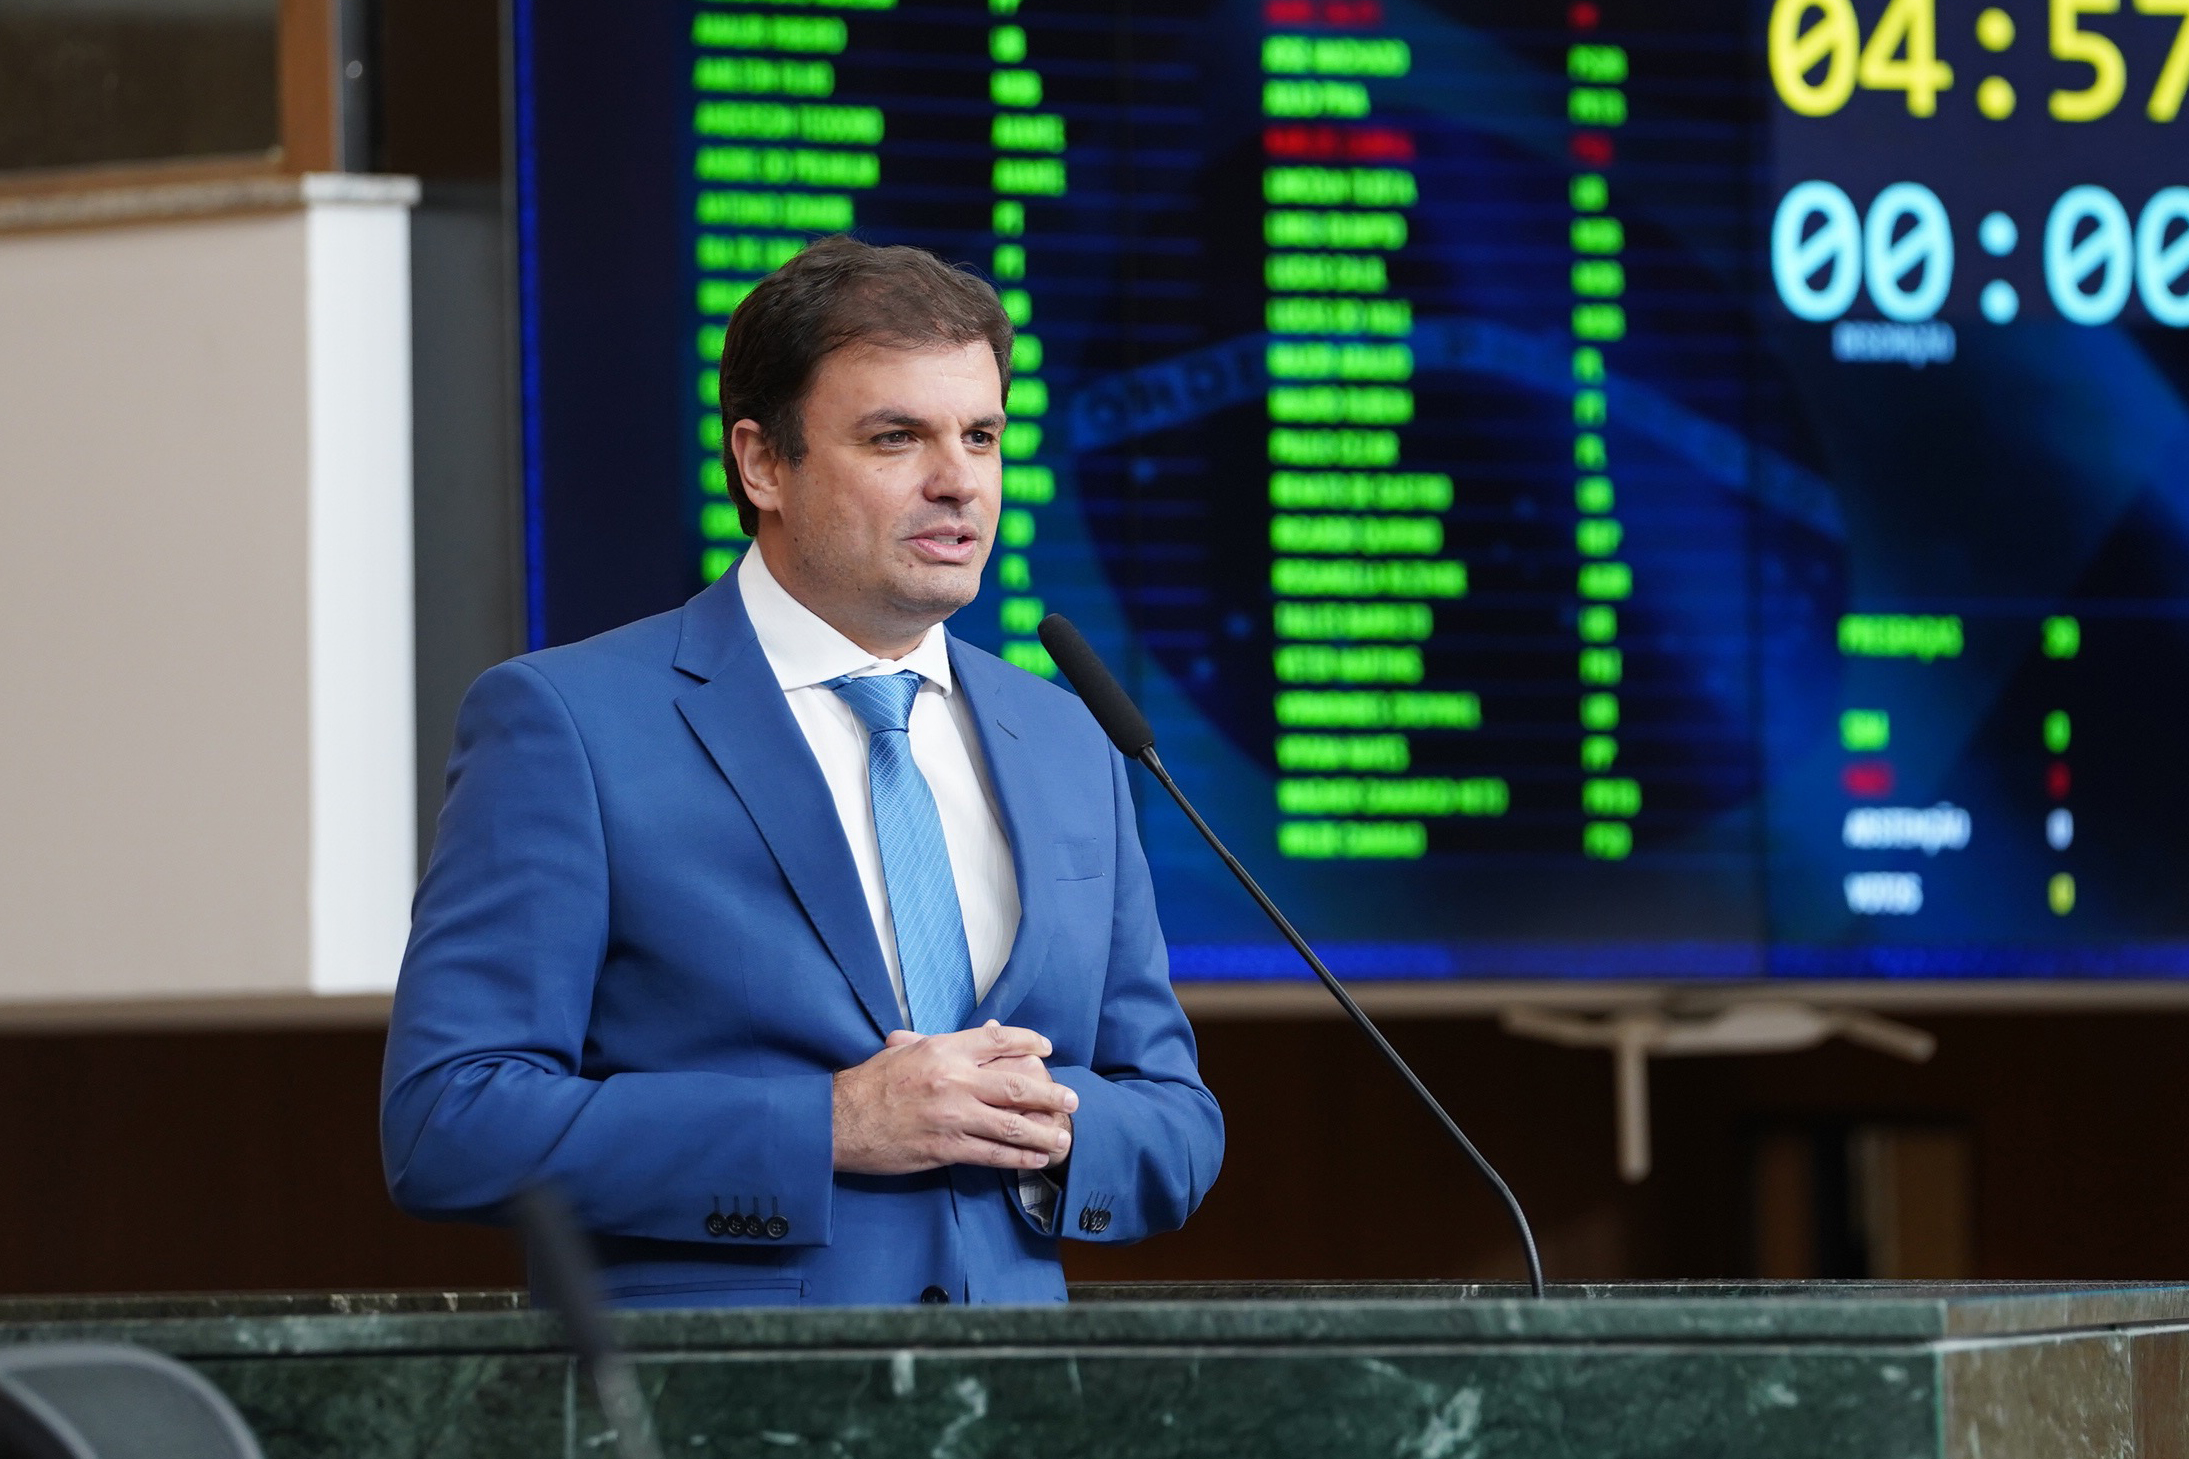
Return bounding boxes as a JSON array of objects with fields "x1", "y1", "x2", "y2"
[
  {"x1": 1014, "y1": 1107, "x2": 1070, "y2": 1132},
  {"x1": 971, "y1": 1067, "x2": 1079, "y2": 1116},
  {"x1": 884, "y1": 1029, "x2": 925, "y2": 1048},
  {"x1": 957, "y1": 1105, "x2": 1073, "y2": 1160},
  {"x1": 948, "y1": 1134, "x2": 1064, "y2": 1171},
  {"x1": 933, "y1": 1019, "x2": 1052, "y2": 1061},
  {"x1": 978, "y1": 1053, "x2": 1050, "y2": 1088}
]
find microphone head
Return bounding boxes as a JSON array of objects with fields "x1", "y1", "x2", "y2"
[{"x1": 1037, "y1": 614, "x2": 1156, "y2": 758}]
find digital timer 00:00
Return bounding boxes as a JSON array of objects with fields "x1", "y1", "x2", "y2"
[{"x1": 1773, "y1": 179, "x2": 2189, "y2": 326}]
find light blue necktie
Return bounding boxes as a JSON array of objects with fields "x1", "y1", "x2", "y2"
[{"x1": 827, "y1": 671, "x2": 978, "y2": 1034}]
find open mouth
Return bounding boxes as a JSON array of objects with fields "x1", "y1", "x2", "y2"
[{"x1": 909, "y1": 530, "x2": 980, "y2": 562}]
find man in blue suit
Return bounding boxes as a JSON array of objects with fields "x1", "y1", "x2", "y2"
[{"x1": 381, "y1": 236, "x2": 1223, "y2": 1307}]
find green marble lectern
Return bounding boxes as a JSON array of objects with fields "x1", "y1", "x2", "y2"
[{"x1": 2, "y1": 1282, "x2": 2184, "y2": 1458}]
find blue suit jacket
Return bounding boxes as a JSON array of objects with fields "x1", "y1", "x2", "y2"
[{"x1": 380, "y1": 573, "x2": 1223, "y2": 1307}]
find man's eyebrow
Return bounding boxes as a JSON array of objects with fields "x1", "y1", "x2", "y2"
[
  {"x1": 850, "y1": 409, "x2": 1008, "y2": 433},
  {"x1": 851, "y1": 409, "x2": 931, "y2": 433}
]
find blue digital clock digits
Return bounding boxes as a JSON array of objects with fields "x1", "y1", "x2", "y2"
[
  {"x1": 1772, "y1": 180, "x2": 2189, "y2": 326},
  {"x1": 1772, "y1": 180, "x2": 1951, "y2": 321},
  {"x1": 2047, "y1": 184, "x2": 2135, "y2": 323},
  {"x1": 1867, "y1": 182, "x2": 1954, "y2": 319},
  {"x1": 1773, "y1": 180, "x2": 1864, "y2": 319},
  {"x1": 2136, "y1": 186, "x2": 2189, "y2": 324}
]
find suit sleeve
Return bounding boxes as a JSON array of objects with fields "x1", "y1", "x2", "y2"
[
  {"x1": 379, "y1": 661, "x2": 836, "y2": 1246},
  {"x1": 1022, "y1": 748, "x2": 1225, "y2": 1243}
]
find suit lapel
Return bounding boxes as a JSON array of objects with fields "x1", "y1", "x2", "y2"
[
  {"x1": 673, "y1": 575, "x2": 902, "y2": 1037},
  {"x1": 953, "y1": 640, "x2": 1057, "y2": 1030}
]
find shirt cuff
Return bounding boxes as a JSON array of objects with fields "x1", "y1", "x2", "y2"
[{"x1": 1015, "y1": 1167, "x2": 1062, "y2": 1234}]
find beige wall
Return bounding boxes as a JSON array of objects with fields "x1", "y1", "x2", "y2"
[{"x1": 0, "y1": 177, "x2": 417, "y2": 1015}]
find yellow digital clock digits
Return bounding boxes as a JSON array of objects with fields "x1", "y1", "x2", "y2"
[
  {"x1": 1769, "y1": 0, "x2": 1954, "y2": 115},
  {"x1": 1768, "y1": 0, "x2": 2189, "y2": 120},
  {"x1": 1770, "y1": 0, "x2": 1860, "y2": 112},
  {"x1": 2049, "y1": 0, "x2": 2125, "y2": 120},
  {"x1": 2140, "y1": 0, "x2": 2189, "y2": 122}
]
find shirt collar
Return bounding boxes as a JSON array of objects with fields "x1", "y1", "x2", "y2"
[{"x1": 737, "y1": 543, "x2": 955, "y2": 695}]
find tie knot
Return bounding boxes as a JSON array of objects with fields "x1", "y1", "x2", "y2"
[{"x1": 828, "y1": 670, "x2": 924, "y2": 734}]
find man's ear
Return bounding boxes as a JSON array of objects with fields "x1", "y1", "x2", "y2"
[{"x1": 728, "y1": 418, "x2": 784, "y2": 514}]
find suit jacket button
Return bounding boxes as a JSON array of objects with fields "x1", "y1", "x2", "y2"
[
  {"x1": 920, "y1": 1285, "x2": 951, "y2": 1305},
  {"x1": 764, "y1": 1215, "x2": 790, "y2": 1240},
  {"x1": 705, "y1": 1213, "x2": 729, "y2": 1237},
  {"x1": 730, "y1": 1213, "x2": 754, "y2": 1237}
]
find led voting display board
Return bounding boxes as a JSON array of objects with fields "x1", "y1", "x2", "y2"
[{"x1": 515, "y1": 0, "x2": 2189, "y2": 982}]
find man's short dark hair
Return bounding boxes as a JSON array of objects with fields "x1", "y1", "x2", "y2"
[{"x1": 715, "y1": 234, "x2": 1015, "y2": 534}]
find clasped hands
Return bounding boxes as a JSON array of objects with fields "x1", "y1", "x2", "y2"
[{"x1": 831, "y1": 1019, "x2": 1076, "y2": 1175}]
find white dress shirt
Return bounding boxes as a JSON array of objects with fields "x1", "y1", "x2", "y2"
[{"x1": 737, "y1": 544, "x2": 1022, "y2": 1025}]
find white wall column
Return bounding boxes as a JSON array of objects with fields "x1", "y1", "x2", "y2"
[{"x1": 0, "y1": 175, "x2": 420, "y2": 1023}]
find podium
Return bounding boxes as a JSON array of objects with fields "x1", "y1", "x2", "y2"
[{"x1": 3, "y1": 1282, "x2": 2185, "y2": 1457}]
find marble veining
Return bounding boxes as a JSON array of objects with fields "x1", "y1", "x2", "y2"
[{"x1": 3, "y1": 1284, "x2": 2184, "y2": 1458}]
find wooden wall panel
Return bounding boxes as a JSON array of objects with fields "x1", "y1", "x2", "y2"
[
  {"x1": 0, "y1": 1030, "x2": 519, "y2": 1296},
  {"x1": 1, "y1": 1013, "x2": 2184, "y2": 1296}
]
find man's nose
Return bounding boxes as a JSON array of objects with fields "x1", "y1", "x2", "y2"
[{"x1": 925, "y1": 436, "x2": 985, "y2": 500}]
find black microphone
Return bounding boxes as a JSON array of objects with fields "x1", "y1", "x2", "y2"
[
  {"x1": 1039, "y1": 614, "x2": 1547, "y2": 1299},
  {"x1": 512, "y1": 1185, "x2": 665, "y2": 1459}
]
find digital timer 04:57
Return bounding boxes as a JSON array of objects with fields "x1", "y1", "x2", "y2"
[{"x1": 1769, "y1": 0, "x2": 2189, "y2": 122}]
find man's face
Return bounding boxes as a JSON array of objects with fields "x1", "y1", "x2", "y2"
[{"x1": 736, "y1": 339, "x2": 1005, "y2": 657}]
